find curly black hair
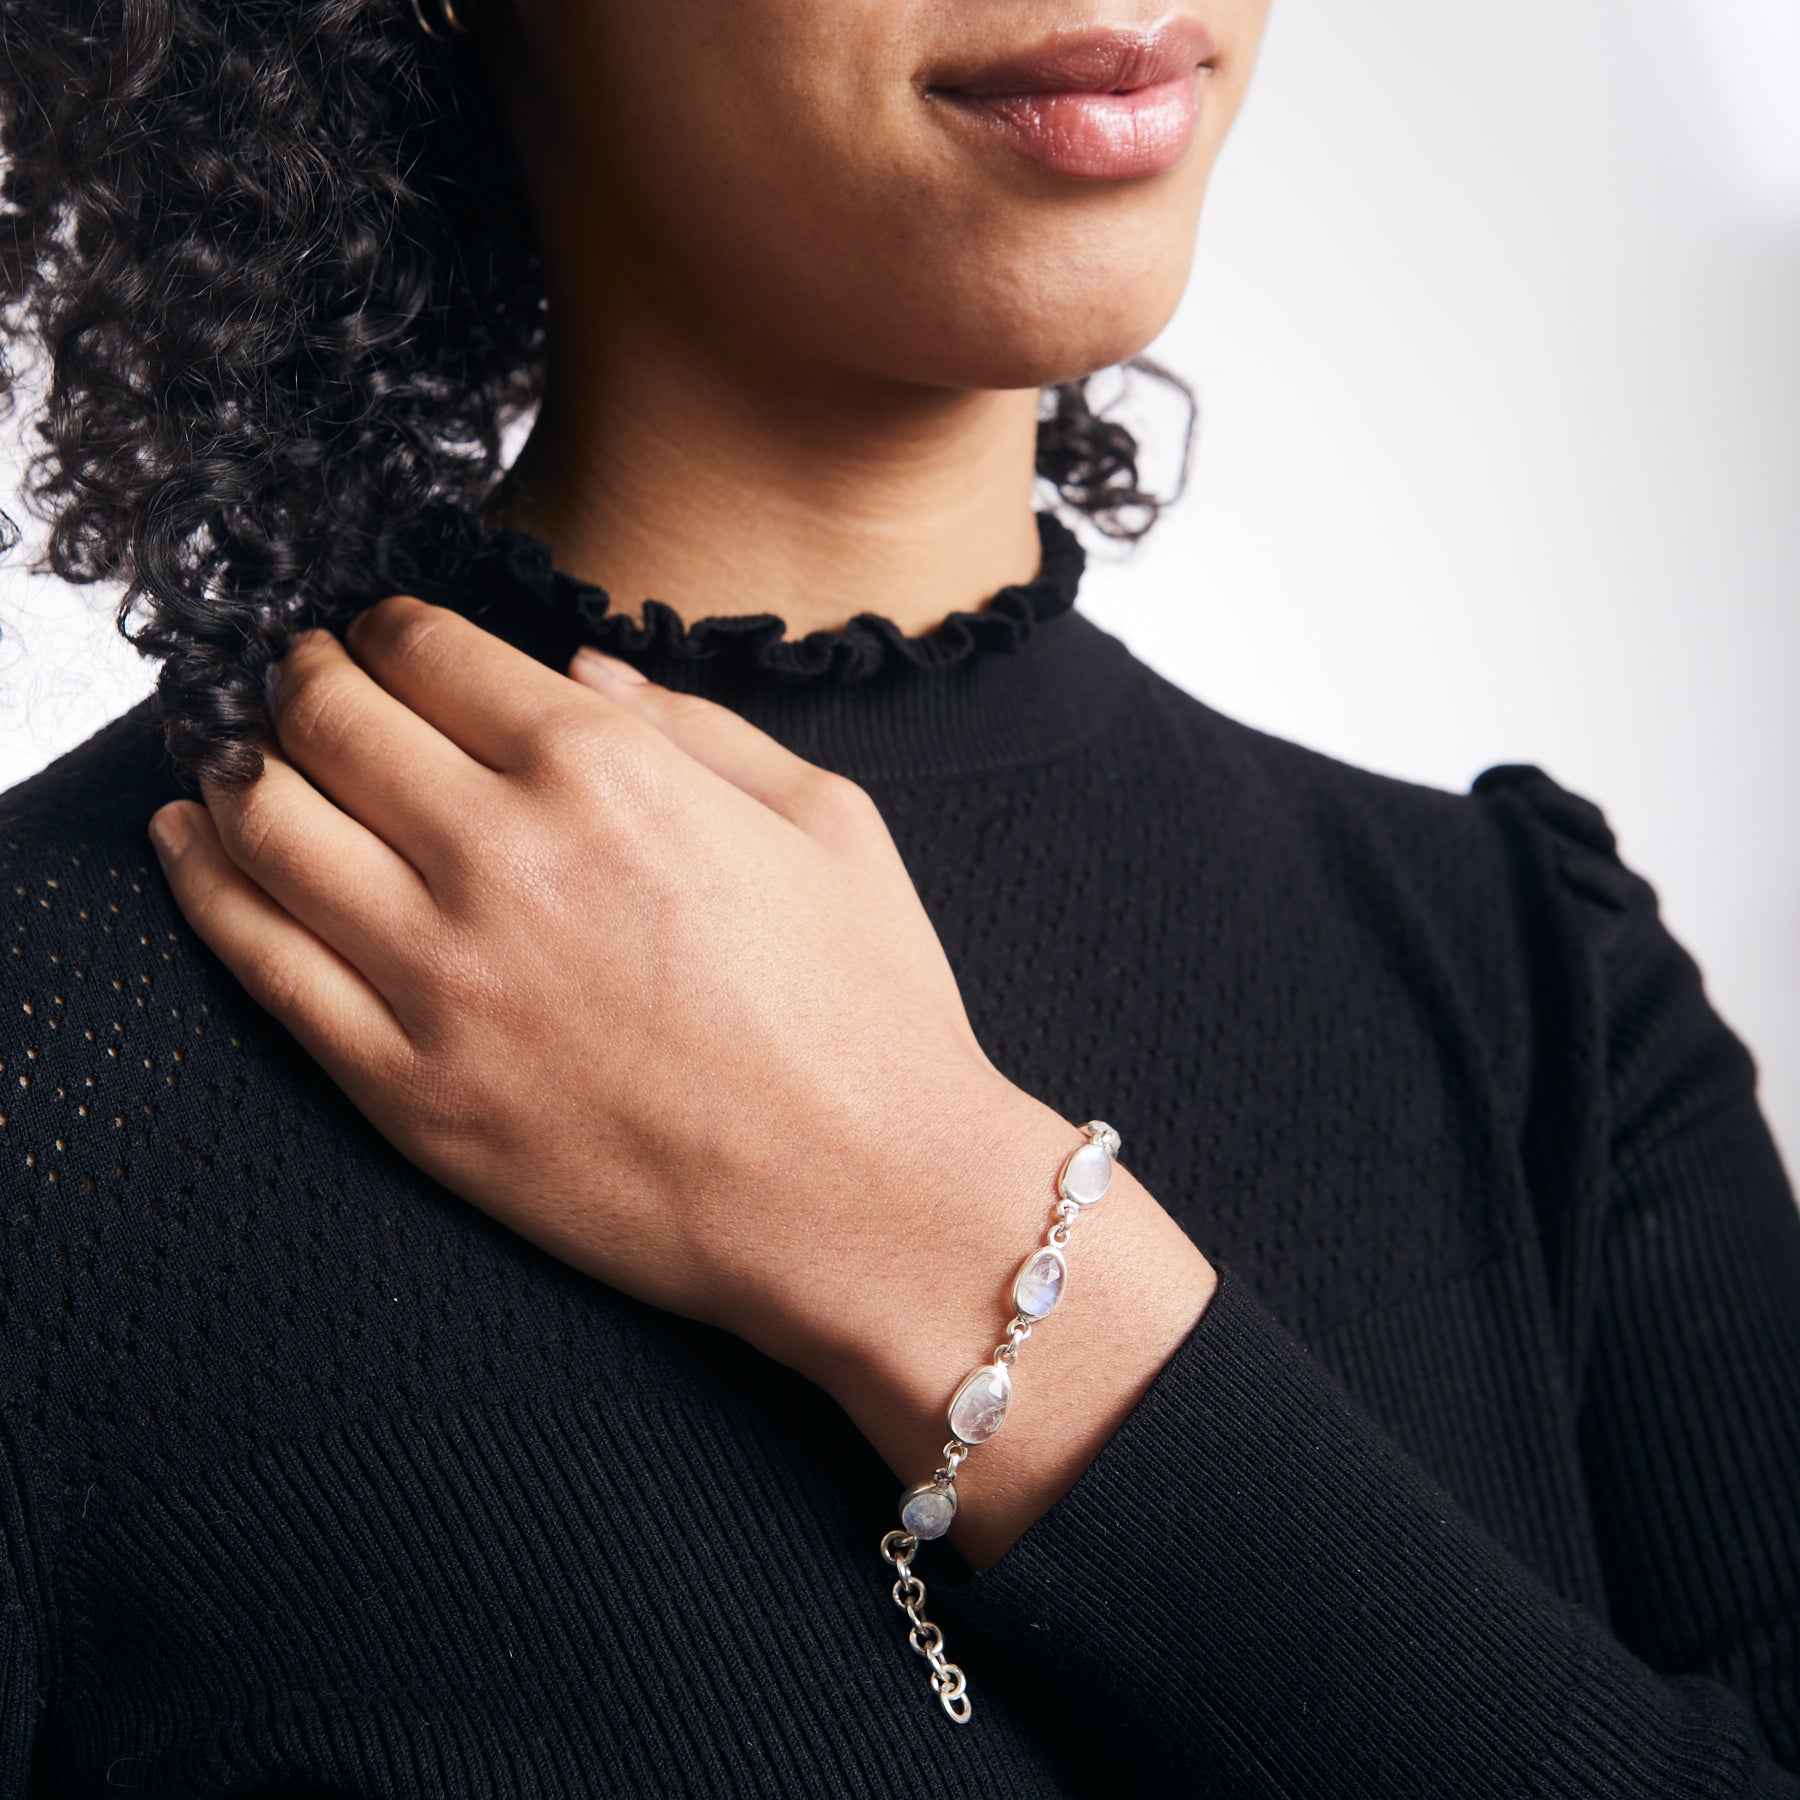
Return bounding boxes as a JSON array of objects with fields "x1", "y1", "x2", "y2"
[{"x1": 0, "y1": 1, "x2": 1194, "y2": 789}]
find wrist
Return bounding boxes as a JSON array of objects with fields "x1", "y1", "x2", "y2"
[
  {"x1": 807, "y1": 1089, "x2": 1219, "y2": 1571},
  {"x1": 801, "y1": 1081, "x2": 1082, "y2": 1383},
  {"x1": 732, "y1": 1070, "x2": 1068, "y2": 1383}
]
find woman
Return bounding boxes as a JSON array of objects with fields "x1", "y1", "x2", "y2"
[{"x1": 1, "y1": 0, "x2": 1795, "y2": 1793}]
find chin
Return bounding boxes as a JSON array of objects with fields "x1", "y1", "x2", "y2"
[
  {"x1": 924, "y1": 325, "x2": 1182, "y2": 395},
  {"x1": 879, "y1": 259, "x2": 1195, "y2": 394},
  {"x1": 930, "y1": 190, "x2": 1204, "y2": 382}
]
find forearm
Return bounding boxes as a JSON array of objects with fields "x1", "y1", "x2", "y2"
[{"x1": 805, "y1": 1091, "x2": 1219, "y2": 1571}]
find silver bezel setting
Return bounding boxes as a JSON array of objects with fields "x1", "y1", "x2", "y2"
[
  {"x1": 1011, "y1": 1244, "x2": 1068, "y2": 1320},
  {"x1": 897, "y1": 1480, "x2": 958, "y2": 1541},
  {"x1": 1058, "y1": 1137, "x2": 1114, "y2": 1208},
  {"x1": 946, "y1": 1360, "x2": 1012, "y2": 1446}
]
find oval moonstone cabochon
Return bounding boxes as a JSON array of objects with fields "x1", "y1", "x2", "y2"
[
  {"x1": 1059, "y1": 1139, "x2": 1114, "y2": 1207},
  {"x1": 947, "y1": 1361, "x2": 1012, "y2": 1445},
  {"x1": 1012, "y1": 1245, "x2": 1067, "y2": 1320},
  {"x1": 898, "y1": 1481, "x2": 958, "y2": 1541}
]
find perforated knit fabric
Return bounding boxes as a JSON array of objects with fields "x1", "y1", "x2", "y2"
[{"x1": 1, "y1": 510, "x2": 1797, "y2": 1797}]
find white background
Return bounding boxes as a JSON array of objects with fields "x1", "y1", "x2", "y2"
[{"x1": 3, "y1": 0, "x2": 1796, "y2": 1173}]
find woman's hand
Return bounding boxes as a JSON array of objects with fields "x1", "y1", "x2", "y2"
[
  {"x1": 148, "y1": 596, "x2": 1216, "y2": 1567},
  {"x1": 145, "y1": 596, "x2": 1050, "y2": 1376}
]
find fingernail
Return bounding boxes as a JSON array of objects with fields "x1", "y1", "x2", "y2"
[
  {"x1": 148, "y1": 805, "x2": 194, "y2": 862},
  {"x1": 574, "y1": 647, "x2": 647, "y2": 686}
]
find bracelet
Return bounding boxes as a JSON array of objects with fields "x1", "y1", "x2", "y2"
[{"x1": 877, "y1": 1117, "x2": 1121, "y2": 1725}]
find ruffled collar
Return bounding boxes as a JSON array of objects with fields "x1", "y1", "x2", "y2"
[
  {"x1": 394, "y1": 501, "x2": 1138, "y2": 782},
  {"x1": 409, "y1": 502, "x2": 1087, "y2": 682}
]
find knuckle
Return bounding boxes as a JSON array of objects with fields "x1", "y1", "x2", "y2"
[
  {"x1": 265, "y1": 630, "x2": 332, "y2": 719},
  {"x1": 351, "y1": 594, "x2": 445, "y2": 671},
  {"x1": 530, "y1": 714, "x2": 667, "y2": 812},
  {"x1": 447, "y1": 791, "x2": 516, "y2": 880},
  {"x1": 273, "y1": 654, "x2": 357, "y2": 754},
  {"x1": 392, "y1": 1041, "x2": 471, "y2": 1137},
  {"x1": 401, "y1": 923, "x2": 506, "y2": 1037},
  {"x1": 215, "y1": 782, "x2": 310, "y2": 889},
  {"x1": 170, "y1": 841, "x2": 232, "y2": 924},
  {"x1": 285, "y1": 626, "x2": 338, "y2": 660},
  {"x1": 436, "y1": 939, "x2": 509, "y2": 1019},
  {"x1": 524, "y1": 694, "x2": 608, "y2": 760},
  {"x1": 808, "y1": 769, "x2": 885, "y2": 831},
  {"x1": 399, "y1": 1066, "x2": 462, "y2": 1144},
  {"x1": 654, "y1": 689, "x2": 716, "y2": 726},
  {"x1": 236, "y1": 808, "x2": 283, "y2": 873},
  {"x1": 243, "y1": 945, "x2": 307, "y2": 1021}
]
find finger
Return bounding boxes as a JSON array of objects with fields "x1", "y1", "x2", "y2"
[
  {"x1": 148, "y1": 800, "x2": 412, "y2": 1084},
  {"x1": 569, "y1": 648, "x2": 858, "y2": 834},
  {"x1": 198, "y1": 739, "x2": 436, "y2": 996},
  {"x1": 344, "y1": 594, "x2": 599, "y2": 773},
  {"x1": 268, "y1": 627, "x2": 500, "y2": 878}
]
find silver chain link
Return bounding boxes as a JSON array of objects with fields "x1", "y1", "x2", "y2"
[{"x1": 881, "y1": 1530, "x2": 971, "y2": 1723}]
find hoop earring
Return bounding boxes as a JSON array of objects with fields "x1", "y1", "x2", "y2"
[{"x1": 410, "y1": 0, "x2": 474, "y2": 40}]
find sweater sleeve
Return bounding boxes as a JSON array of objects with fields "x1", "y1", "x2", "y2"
[{"x1": 929, "y1": 764, "x2": 1800, "y2": 1798}]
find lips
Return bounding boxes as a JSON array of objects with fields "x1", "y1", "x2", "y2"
[
  {"x1": 926, "y1": 16, "x2": 1217, "y2": 181},
  {"x1": 928, "y1": 15, "x2": 1218, "y2": 101}
]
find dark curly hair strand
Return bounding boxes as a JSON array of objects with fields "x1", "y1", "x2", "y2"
[{"x1": 0, "y1": 1, "x2": 1193, "y2": 789}]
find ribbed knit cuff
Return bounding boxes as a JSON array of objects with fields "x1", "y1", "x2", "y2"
[{"x1": 928, "y1": 1263, "x2": 1791, "y2": 1798}]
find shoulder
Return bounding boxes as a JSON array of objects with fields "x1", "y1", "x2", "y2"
[
  {"x1": 0, "y1": 699, "x2": 201, "y2": 1252},
  {"x1": 1467, "y1": 762, "x2": 1764, "y2": 1166},
  {"x1": 1127, "y1": 663, "x2": 1528, "y2": 945},
  {"x1": 1, "y1": 696, "x2": 187, "y2": 954},
  {"x1": 1127, "y1": 668, "x2": 1747, "y2": 1121},
  {"x1": 1131, "y1": 662, "x2": 1647, "y2": 939},
  {"x1": 1, "y1": 696, "x2": 180, "y2": 851}
]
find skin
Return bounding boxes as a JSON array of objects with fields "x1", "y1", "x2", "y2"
[
  {"x1": 483, "y1": 0, "x2": 1274, "y2": 635},
  {"x1": 147, "y1": 0, "x2": 1274, "y2": 1573}
]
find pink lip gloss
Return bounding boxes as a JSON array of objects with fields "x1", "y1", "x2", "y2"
[{"x1": 938, "y1": 71, "x2": 1204, "y2": 180}]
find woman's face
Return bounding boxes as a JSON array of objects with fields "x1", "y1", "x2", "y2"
[{"x1": 493, "y1": 2, "x2": 1273, "y2": 393}]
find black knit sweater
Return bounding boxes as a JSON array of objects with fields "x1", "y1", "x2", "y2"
[{"x1": 2, "y1": 508, "x2": 1797, "y2": 1798}]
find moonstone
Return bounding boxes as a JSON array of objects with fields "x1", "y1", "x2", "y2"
[
  {"x1": 1012, "y1": 1246, "x2": 1067, "y2": 1320},
  {"x1": 947, "y1": 1361, "x2": 1012, "y2": 1445},
  {"x1": 1060, "y1": 1140, "x2": 1114, "y2": 1207},
  {"x1": 898, "y1": 1482, "x2": 957, "y2": 1540}
]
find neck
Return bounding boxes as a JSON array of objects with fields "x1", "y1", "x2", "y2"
[{"x1": 485, "y1": 295, "x2": 1048, "y2": 642}]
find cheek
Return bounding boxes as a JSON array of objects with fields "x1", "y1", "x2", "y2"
[{"x1": 550, "y1": 2, "x2": 904, "y2": 284}]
